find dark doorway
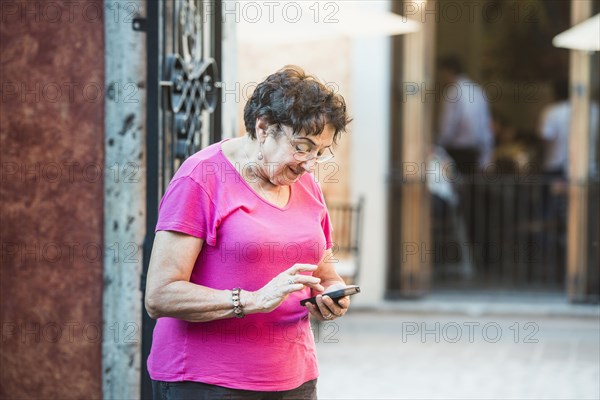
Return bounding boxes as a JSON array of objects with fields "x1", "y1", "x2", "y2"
[
  {"x1": 388, "y1": 0, "x2": 573, "y2": 296},
  {"x1": 432, "y1": 0, "x2": 570, "y2": 291}
]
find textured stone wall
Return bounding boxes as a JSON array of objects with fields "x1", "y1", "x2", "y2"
[
  {"x1": 102, "y1": 0, "x2": 146, "y2": 398},
  {"x1": 0, "y1": 0, "x2": 104, "y2": 397}
]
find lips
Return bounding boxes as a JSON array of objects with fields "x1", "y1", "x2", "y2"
[{"x1": 289, "y1": 166, "x2": 303, "y2": 176}]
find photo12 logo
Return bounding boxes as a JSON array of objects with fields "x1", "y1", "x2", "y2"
[
  {"x1": 1, "y1": 81, "x2": 139, "y2": 104},
  {"x1": 401, "y1": 321, "x2": 540, "y2": 343},
  {"x1": 219, "y1": 80, "x2": 340, "y2": 105},
  {"x1": 1, "y1": 161, "x2": 141, "y2": 184},
  {"x1": 401, "y1": 81, "x2": 540, "y2": 104},
  {"x1": 1, "y1": 241, "x2": 142, "y2": 266},
  {"x1": 206, "y1": 1, "x2": 341, "y2": 24},
  {"x1": 2, "y1": 321, "x2": 139, "y2": 344},
  {"x1": 400, "y1": 1, "x2": 540, "y2": 24},
  {"x1": 0, "y1": 2, "x2": 142, "y2": 24}
]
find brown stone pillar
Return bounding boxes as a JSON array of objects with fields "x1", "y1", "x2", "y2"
[
  {"x1": 0, "y1": 0, "x2": 104, "y2": 397},
  {"x1": 398, "y1": 0, "x2": 436, "y2": 296},
  {"x1": 566, "y1": 0, "x2": 594, "y2": 302}
]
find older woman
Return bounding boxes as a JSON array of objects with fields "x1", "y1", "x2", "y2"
[{"x1": 145, "y1": 66, "x2": 352, "y2": 399}]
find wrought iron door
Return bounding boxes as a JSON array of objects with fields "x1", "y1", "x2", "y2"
[{"x1": 142, "y1": 0, "x2": 221, "y2": 397}]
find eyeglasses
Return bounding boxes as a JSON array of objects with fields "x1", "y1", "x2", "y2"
[{"x1": 277, "y1": 129, "x2": 334, "y2": 163}]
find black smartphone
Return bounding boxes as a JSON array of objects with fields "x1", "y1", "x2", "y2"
[{"x1": 300, "y1": 285, "x2": 361, "y2": 306}]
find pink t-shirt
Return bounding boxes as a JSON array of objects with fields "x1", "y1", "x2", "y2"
[{"x1": 147, "y1": 139, "x2": 333, "y2": 391}]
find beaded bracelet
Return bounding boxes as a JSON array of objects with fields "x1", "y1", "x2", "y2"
[{"x1": 232, "y1": 288, "x2": 245, "y2": 318}]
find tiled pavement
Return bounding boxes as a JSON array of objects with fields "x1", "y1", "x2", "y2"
[{"x1": 315, "y1": 309, "x2": 600, "y2": 399}]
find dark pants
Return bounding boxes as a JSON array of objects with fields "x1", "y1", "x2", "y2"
[
  {"x1": 444, "y1": 147, "x2": 479, "y2": 175},
  {"x1": 152, "y1": 379, "x2": 318, "y2": 400}
]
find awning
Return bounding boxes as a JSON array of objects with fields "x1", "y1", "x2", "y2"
[
  {"x1": 234, "y1": 1, "x2": 420, "y2": 44},
  {"x1": 553, "y1": 14, "x2": 600, "y2": 51}
]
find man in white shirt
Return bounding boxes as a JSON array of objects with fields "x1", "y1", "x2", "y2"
[
  {"x1": 538, "y1": 79, "x2": 599, "y2": 178},
  {"x1": 538, "y1": 79, "x2": 570, "y2": 176},
  {"x1": 437, "y1": 56, "x2": 494, "y2": 172}
]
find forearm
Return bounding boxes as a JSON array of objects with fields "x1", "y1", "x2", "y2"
[
  {"x1": 313, "y1": 249, "x2": 348, "y2": 293},
  {"x1": 146, "y1": 281, "x2": 261, "y2": 323}
]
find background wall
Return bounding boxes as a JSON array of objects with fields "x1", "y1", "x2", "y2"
[
  {"x1": 0, "y1": 0, "x2": 104, "y2": 397},
  {"x1": 350, "y1": 26, "x2": 392, "y2": 305}
]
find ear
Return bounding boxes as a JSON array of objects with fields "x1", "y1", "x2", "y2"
[{"x1": 255, "y1": 117, "x2": 269, "y2": 142}]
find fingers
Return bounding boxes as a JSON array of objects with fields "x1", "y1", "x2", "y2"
[
  {"x1": 305, "y1": 298, "x2": 335, "y2": 321},
  {"x1": 287, "y1": 263, "x2": 318, "y2": 275},
  {"x1": 280, "y1": 282, "x2": 323, "y2": 293},
  {"x1": 292, "y1": 275, "x2": 320, "y2": 285},
  {"x1": 284, "y1": 282, "x2": 323, "y2": 294},
  {"x1": 281, "y1": 264, "x2": 323, "y2": 292},
  {"x1": 305, "y1": 283, "x2": 325, "y2": 292},
  {"x1": 336, "y1": 295, "x2": 351, "y2": 309},
  {"x1": 282, "y1": 276, "x2": 321, "y2": 294},
  {"x1": 314, "y1": 294, "x2": 349, "y2": 319},
  {"x1": 305, "y1": 303, "x2": 326, "y2": 321},
  {"x1": 292, "y1": 275, "x2": 324, "y2": 292},
  {"x1": 285, "y1": 283, "x2": 306, "y2": 293},
  {"x1": 315, "y1": 294, "x2": 333, "y2": 317}
]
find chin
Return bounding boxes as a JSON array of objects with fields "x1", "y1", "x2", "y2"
[{"x1": 282, "y1": 166, "x2": 304, "y2": 184}]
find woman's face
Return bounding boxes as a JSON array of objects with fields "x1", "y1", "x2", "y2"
[{"x1": 258, "y1": 122, "x2": 336, "y2": 186}]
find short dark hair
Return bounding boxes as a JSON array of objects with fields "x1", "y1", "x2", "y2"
[
  {"x1": 437, "y1": 55, "x2": 463, "y2": 75},
  {"x1": 243, "y1": 65, "x2": 351, "y2": 143}
]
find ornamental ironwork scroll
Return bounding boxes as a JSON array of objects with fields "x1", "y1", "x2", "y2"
[{"x1": 160, "y1": 0, "x2": 220, "y2": 167}]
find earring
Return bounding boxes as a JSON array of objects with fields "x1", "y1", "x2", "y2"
[{"x1": 258, "y1": 141, "x2": 264, "y2": 160}]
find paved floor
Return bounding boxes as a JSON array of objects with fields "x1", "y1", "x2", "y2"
[{"x1": 315, "y1": 311, "x2": 600, "y2": 400}]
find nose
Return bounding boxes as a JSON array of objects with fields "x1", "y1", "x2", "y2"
[{"x1": 300, "y1": 158, "x2": 317, "y2": 172}]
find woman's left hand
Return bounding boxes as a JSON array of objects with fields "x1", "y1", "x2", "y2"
[{"x1": 305, "y1": 282, "x2": 350, "y2": 321}]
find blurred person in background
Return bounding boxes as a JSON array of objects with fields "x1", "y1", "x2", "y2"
[
  {"x1": 538, "y1": 79, "x2": 599, "y2": 179},
  {"x1": 538, "y1": 79, "x2": 571, "y2": 178},
  {"x1": 537, "y1": 80, "x2": 599, "y2": 235},
  {"x1": 437, "y1": 55, "x2": 494, "y2": 174},
  {"x1": 491, "y1": 111, "x2": 526, "y2": 174},
  {"x1": 435, "y1": 55, "x2": 494, "y2": 273},
  {"x1": 491, "y1": 111, "x2": 540, "y2": 175},
  {"x1": 144, "y1": 66, "x2": 352, "y2": 400}
]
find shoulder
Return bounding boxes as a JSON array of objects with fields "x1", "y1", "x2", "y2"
[
  {"x1": 543, "y1": 102, "x2": 569, "y2": 120},
  {"x1": 171, "y1": 140, "x2": 229, "y2": 186}
]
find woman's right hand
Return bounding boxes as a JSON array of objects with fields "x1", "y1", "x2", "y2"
[{"x1": 248, "y1": 264, "x2": 324, "y2": 313}]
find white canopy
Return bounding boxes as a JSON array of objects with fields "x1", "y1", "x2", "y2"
[
  {"x1": 553, "y1": 14, "x2": 600, "y2": 51},
  {"x1": 234, "y1": 1, "x2": 421, "y2": 44}
]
